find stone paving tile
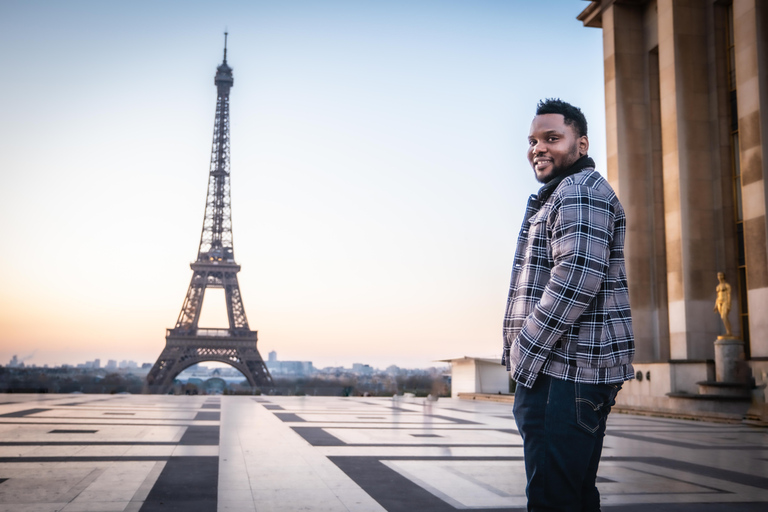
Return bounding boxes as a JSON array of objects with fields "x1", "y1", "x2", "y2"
[{"x1": 0, "y1": 394, "x2": 765, "y2": 511}]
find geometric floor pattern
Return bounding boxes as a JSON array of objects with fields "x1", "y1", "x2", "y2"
[{"x1": 0, "y1": 394, "x2": 766, "y2": 511}]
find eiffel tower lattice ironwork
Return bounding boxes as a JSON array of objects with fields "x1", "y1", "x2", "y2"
[{"x1": 146, "y1": 34, "x2": 273, "y2": 394}]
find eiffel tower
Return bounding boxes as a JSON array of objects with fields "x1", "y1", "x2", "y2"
[{"x1": 145, "y1": 34, "x2": 273, "y2": 394}]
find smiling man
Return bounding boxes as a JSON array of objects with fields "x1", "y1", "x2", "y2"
[{"x1": 502, "y1": 99, "x2": 635, "y2": 511}]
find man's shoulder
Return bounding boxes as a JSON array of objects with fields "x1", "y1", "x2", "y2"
[
  {"x1": 556, "y1": 169, "x2": 617, "y2": 201},
  {"x1": 564, "y1": 167, "x2": 607, "y2": 187},
  {"x1": 549, "y1": 169, "x2": 626, "y2": 220}
]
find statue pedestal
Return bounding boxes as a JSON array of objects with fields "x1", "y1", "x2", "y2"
[
  {"x1": 696, "y1": 337, "x2": 751, "y2": 398},
  {"x1": 714, "y1": 336, "x2": 747, "y2": 383}
]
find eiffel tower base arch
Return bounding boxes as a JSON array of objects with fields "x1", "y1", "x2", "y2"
[{"x1": 144, "y1": 330, "x2": 273, "y2": 394}]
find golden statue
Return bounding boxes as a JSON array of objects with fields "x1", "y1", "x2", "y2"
[{"x1": 713, "y1": 272, "x2": 733, "y2": 337}]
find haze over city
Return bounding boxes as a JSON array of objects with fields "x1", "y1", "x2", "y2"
[{"x1": 0, "y1": 0, "x2": 607, "y2": 370}]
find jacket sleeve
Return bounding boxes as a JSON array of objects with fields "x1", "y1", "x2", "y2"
[{"x1": 511, "y1": 184, "x2": 614, "y2": 388}]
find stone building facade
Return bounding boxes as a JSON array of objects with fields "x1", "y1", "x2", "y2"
[{"x1": 578, "y1": 0, "x2": 767, "y2": 420}]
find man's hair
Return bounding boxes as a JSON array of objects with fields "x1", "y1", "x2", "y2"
[{"x1": 535, "y1": 98, "x2": 588, "y2": 137}]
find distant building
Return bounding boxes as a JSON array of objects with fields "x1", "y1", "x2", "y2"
[
  {"x1": 319, "y1": 366, "x2": 346, "y2": 376},
  {"x1": 265, "y1": 353, "x2": 314, "y2": 376},
  {"x1": 106, "y1": 360, "x2": 117, "y2": 371},
  {"x1": 385, "y1": 365, "x2": 401, "y2": 376},
  {"x1": 437, "y1": 356, "x2": 511, "y2": 398},
  {"x1": 352, "y1": 363, "x2": 373, "y2": 376}
]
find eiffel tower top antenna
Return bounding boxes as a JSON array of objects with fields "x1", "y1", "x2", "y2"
[{"x1": 202, "y1": 32, "x2": 235, "y2": 264}]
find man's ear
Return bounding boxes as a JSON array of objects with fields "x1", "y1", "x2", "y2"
[{"x1": 578, "y1": 135, "x2": 589, "y2": 156}]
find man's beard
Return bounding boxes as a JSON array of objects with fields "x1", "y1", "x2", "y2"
[{"x1": 536, "y1": 144, "x2": 580, "y2": 184}]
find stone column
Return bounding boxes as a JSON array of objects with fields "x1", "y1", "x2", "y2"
[
  {"x1": 657, "y1": 0, "x2": 722, "y2": 360},
  {"x1": 601, "y1": 1, "x2": 670, "y2": 363},
  {"x1": 733, "y1": 0, "x2": 768, "y2": 358}
]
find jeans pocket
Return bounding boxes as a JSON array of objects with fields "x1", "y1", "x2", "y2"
[{"x1": 575, "y1": 382, "x2": 619, "y2": 434}]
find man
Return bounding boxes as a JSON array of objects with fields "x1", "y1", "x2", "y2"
[{"x1": 502, "y1": 99, "x2": 635, "y2": 511}]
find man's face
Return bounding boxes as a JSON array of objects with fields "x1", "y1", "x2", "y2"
[{"x1": 527, "y1": 113, "x2": 588, "y2": 183}]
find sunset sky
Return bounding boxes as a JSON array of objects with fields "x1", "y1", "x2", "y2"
[{"x1": 0, "y1": 0, "x2": 606, "y2": 370}]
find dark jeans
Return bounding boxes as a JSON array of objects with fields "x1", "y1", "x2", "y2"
[{"x1": 513, "y1": 374, "x2": 621, "y2": 512}]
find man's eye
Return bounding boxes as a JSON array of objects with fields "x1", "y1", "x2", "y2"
[
  {"x1": 548, "y1": 137, "x2": 558, "y2": 142},
  {"x1": 528, "y1": 140, "x2": 536, "y2": 146}
]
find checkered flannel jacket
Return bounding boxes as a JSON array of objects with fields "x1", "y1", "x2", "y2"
[{"x1": 502, "y1": 168, "x2": 635, "y2": 388}]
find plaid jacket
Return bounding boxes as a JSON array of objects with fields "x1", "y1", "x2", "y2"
[{"x1": 502, "y1": 168, "x2": 634, "y2": 388}]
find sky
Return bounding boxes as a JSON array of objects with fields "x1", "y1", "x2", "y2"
[{"x1": 0, "y1": 0, "x2": 606, "y2": 371}]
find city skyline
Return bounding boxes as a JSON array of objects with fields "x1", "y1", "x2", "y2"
[
  {"x1": 3, "y1": 351, "x2": 441, "y2": 375},
  {"x1": 0, "y1": 0, "x2": 607, "y2": 370}
]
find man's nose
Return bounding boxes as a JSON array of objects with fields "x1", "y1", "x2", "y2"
[{"x1": 532, "y1": 142, "x2": 547, "y2": 154}]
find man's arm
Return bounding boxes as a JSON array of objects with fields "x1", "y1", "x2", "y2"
[{"x1": 511, "y1": 184, "x2": 615, "y2": 388}]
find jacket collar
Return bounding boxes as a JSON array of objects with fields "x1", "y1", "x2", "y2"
[{"x1": 536, "y1": 155, "x2": 595, "y2": 203}]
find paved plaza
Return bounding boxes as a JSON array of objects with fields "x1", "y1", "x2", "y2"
[{"x1": 0, "y1": 394, "x2": 765, "y2": 511}]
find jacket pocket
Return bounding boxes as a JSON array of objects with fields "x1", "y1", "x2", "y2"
[{"x1": 525, "y1": 212, "x2": 551, "y2": 268}]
